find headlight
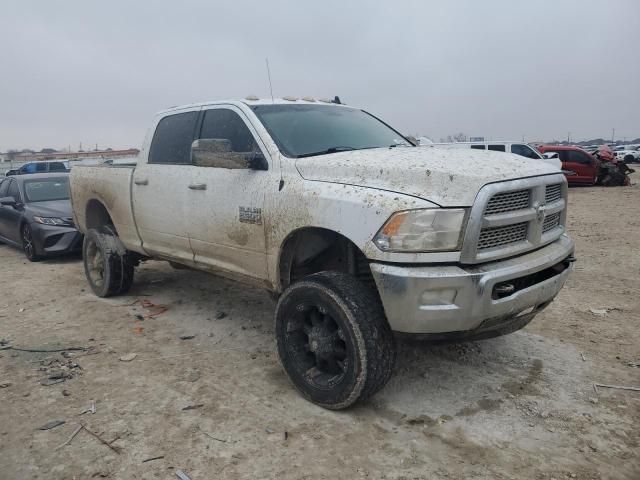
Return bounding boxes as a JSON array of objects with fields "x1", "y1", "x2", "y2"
[
  {"x1": 33, "y1": 216, "x2": 69, "y2": 226},
  {"x1": 373, "y1": 209, "x2": 466, "y2": 252}
]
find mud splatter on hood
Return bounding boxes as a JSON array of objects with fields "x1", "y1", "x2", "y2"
[{"x1": 295, "y1": 147, "x2": 557, "y2": 206}]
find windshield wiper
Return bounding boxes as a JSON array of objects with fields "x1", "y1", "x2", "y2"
[
  {"x1": 297, "y1": 146, "x2": 357, "y2": 158},
  {"x1": 388, "y1": 143, "x2": 411, "y2": 149}
]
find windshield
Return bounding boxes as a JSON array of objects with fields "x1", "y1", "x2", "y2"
[
  {"x1": 24, "y1": 177, "x2": 70, "y2": 203},
  {"x1": 250, "y1": 104, "x2": 411, "y2": 158}
]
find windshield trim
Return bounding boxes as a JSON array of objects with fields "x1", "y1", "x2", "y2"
[{"x1": 250, "y1": 104, "x2": 414, "y2": 159}]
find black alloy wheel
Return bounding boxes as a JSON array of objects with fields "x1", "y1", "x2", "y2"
[
  {"x1": 276, "y1": 271, "x2": 396, "y2": 410},
  {"x1": 22, "y1": 224, "x2": 40, "y2": 262}
]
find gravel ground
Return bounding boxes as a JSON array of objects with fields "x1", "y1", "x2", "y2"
[{"x1": 0, "y1": 177, "x2": 639, "y2": 479}]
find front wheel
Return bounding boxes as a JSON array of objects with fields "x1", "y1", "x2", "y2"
[
  {"x1": 22, "y1": 224, "x2": 41, "y2": 262},
  {"x1": 83, "y1": 227, "x2": 134, "y2": 297},
  {"x1": 275, "y1": 271, "x2": 396, "y2": 410}
]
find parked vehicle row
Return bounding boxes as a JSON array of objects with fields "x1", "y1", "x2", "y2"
[{"x1": 430, "y1": 141, "x2": 562, "y2": 169}]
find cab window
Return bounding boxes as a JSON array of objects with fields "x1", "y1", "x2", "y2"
[
  {"x1": 470, "y1": 145, "x2": 486, "y2": 150},
  {"x1": 566, "y1": 150, "x2": 593, "y2": 165},
  {"x1": 511, "y1": 144, "x2": 541, "y2": 159},
  {"x1": 199, "y1": 109, "x2": 259, "y2": 153},
  {"x1": 149, "y1": 111, "x2": 199, "y2": 164},
  {"x1": 488, "y1": 145, "x2": 506, "y2": 152},
  {"x1": 7, "y1": 180, "x2": 21, "y2": 202}
]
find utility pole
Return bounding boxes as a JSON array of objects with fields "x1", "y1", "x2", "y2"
[
  {"x1": 567, "y1": 132, "x2": 571, "y2": 143},
  {"x1": 611, "y1": 128, "x2": 615, "y2": 144}
]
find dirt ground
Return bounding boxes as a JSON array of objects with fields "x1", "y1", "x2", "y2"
[{"x1": 1, "y1": 177, "x2": 639, "y2": 480}]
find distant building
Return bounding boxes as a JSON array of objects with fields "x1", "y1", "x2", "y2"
[{"x1": 10, "y1": 148, "x2": 140, "y2": 162}]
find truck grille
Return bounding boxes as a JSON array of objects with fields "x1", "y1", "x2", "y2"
[
  {"x1": 545, "y1": 184, "x2": 562, "y2": 203},
  {"x1": 478, "y1": 223, "x2": 528, "y2": 250},
  {"x1": 460, "y1": 175, "x2": 567, "y2": 263},
  {"x1": 542, "y1": 212, "x2": 561, "y2": 232},
  {"x1": 484, "y1": 189, "x2": 530, "y2": 214}
]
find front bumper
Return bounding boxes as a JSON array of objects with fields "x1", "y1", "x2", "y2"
[
  {"x1": 370, "y1": 234, "x2": 574, "y2": 334},
  {"x1": 31, "y1": 223, "x2": 83, "y2": 256}
]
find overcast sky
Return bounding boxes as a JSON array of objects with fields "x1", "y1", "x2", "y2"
[{"x1": 1, "y1": 0, "x2": 639, "y2": 151}]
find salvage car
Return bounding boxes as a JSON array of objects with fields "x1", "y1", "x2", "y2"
[
  {"x1": 69, "y1": 98, "x2": 575, "y2": 409},
  {"x1": 536, "y1": 145, "x2": 599, "y2": 185},
  {"x1": 0, "y1": 173, "x2": 82, "y2": 261}
]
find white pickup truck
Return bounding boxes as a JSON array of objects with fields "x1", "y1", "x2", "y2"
[{"x1": 70, "y1": 98, "x2": 575, "y2": 409}]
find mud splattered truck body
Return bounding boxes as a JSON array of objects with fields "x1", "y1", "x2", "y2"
[{"x1": 70, "y1": 98, "x2": 575, "y2": 409}]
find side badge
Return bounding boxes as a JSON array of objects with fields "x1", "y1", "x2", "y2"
[{"x1": 239, "y1": 206, "x2": 262, "y2": 225}]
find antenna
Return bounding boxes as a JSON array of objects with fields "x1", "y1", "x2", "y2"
[{"x1": 265, "y1": 58, "x2": 274, "y2": 104}]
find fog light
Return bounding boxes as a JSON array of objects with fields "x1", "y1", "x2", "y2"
[{"x1": 420, "y1": 288, "x2": 457, "y2": 306}]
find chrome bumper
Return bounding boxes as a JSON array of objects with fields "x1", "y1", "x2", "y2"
[{"x1": 370, "y1": 235, "x2": 574, "y2": 334}]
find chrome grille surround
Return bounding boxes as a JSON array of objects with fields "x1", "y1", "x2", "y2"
[{"x1": 460, "y1": 174, "x2": 567, "y2": 264}]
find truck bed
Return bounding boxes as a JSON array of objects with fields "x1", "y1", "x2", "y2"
[{"x1": 69, "y1": 164, "x2": 144, "y2": 253}]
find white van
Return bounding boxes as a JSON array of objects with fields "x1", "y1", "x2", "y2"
[{"x1": 431, "y1": 141, "x2": 561, "y2": 169}]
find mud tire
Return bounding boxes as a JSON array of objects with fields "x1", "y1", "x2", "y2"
[
  {"x1": 83, "y1": 227, "x2": 134, "y2": 297},
  {"x1": 275, "y1": 271, "x2": 396, "y2": 410}
]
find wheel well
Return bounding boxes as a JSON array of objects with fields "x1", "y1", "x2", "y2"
[
  {"x1": 278, "y1": 228, "x2": 375, "y2": 292},
  {"x1": 85, "y1": 200, "x2": 115, "y2": 232}
]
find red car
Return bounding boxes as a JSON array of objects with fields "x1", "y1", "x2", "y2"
[{"x1": 537, "y1": 145, "x2": 599, "y2": 185}]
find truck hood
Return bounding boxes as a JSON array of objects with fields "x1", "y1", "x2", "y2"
[{"x1": 295, "y1": 147, "x2": 557, "y2": 206}]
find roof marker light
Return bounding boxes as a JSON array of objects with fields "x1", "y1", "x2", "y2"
[
  {"x1": 282, "y1": 96, "x2": 298, "y2": 101},
  {"x1": 318, "y1": 98, "x2": 332, "y2": 103},
  {"x1": 245, "y1": 95, "x2": 259, "y2": 101},
  {"x1": 301, "y1": 96, "x2": 316, "y2": 102}
]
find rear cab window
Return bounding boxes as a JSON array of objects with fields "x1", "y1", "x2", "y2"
[
  {"x1": 488, "y1": 145, "x2": 506, "y2": 152},
  {"x1": 149, "y1": 111, "x2": 199, "y2": 164}
]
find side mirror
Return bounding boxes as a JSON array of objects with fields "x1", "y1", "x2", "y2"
[
  {"x1": 191, "y1": 139, "x2": 268, "y2": 171},
  {"x1": 0, "y1": 196, "x2": 17, "y2": 207}
]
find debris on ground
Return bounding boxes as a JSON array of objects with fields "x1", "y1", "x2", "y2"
[
  {"x1": 589, "y1": 308, "x2": 608, "y2": 316},
  {"x1": 175, "y1": 469, "x2": 192, "y2": 480},
  {"x1": 142, "y1": 455, "x2": 164, "y2": 463},
  {"x1": 80, "y1": 424, "x2": 122, "y2": 454},
  {"x1": 38, "y1": 356, "x2": 83, "y2": 385},
  {"x1": 215, "y1": 311, "x2": 227, "y2": 319},
  {"x1": 181, "y1": 404, "x2": 204, "y2": 411},
  {"x1": 38, "y1": 420, "x2": 65, "y2": 430},
  {"x1": 0, "y1": 382, "x2": 11, "y2": 388},
  {"x1": 119, "y1": 353, "x2": 137, "y2": 362},
  {"x1": 56, "y1": 424, "x2": 83, "y2": 450},
  {"x1": 179, "y1": 335, "x2": 195, "y2": 340},
  {"x1": 79, "y1": 403, "x2": 97, "y2": 415},
  {"x1": 124, "y1": 299, "x2": 169, "y2": 318},
  {"x1": 593, "y1": 383, "x2": 640, "y2": 393},
  {"x1": 133, "y1": 326, "x2": 144, "y2": 334},
  {"x1": 197, "y1": 425, "x2": 226, "y2": 443}
]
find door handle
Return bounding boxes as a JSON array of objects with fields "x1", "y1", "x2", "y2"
[
  {"x1": 188, "y1": 183, "x2": 207, "y2": 190},
  {"x1": 134, "y1": 179, "x2": 149, "y2": 186}
]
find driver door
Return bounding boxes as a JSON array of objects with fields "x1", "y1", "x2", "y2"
[{"x1": 185, "y1": 106, "x2": 272, "y2": 282}]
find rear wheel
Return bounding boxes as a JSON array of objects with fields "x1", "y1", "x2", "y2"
[
  {"x1": 22, "y1": 224, "x2": 41, "y2": 262},
  {"x1": 624, "y1": 154, "x2": 634, "y2": 164},
  {"x1": 83, "y1": 227, "x2": 134, "y2": 297},
  {"x1": 275, "y1": 271, "x2": 396, "y2": 410}
]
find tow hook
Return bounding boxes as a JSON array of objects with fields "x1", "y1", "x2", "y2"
[{"x1": 563, "y1": 255, "x2": 577, "y2": 267}]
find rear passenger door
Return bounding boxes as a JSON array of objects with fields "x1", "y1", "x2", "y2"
[{"x1": 132, "y1": 109, "x2": 200, "y2": 264}]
